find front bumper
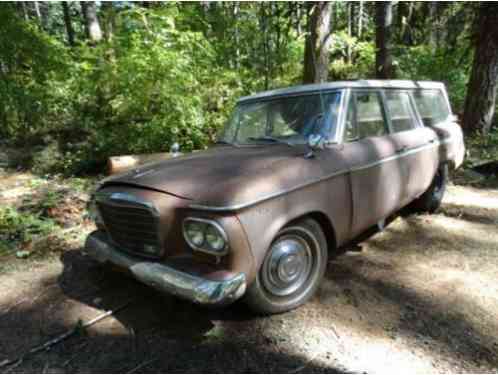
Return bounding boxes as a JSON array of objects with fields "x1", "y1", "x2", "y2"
[{"x1": 85, "y1": 231, "x2": 246, "y2": 306}]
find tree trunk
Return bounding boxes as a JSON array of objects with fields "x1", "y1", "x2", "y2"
[
  {"x1": 259, "y1": 3, "x2": 271, "y2": 89},
  {"x1": 375, "y1": 1, "x2": 395, "y2": 79},
  {"x1": 303, "y1": 2, "x2": 332, "y2": 84},
  {"x1": 358, "y1": 1, "x2": 363, "y2": 38},
  {"x1": 233, "y1": 2, "x2": 240, "y2": 70},
  {"x1": 462, "y1": 3, "x2": 498, "y2": 135},
  {"x1": 346, "y1": 2, "x2": 352, "y2": 62},
  {"x1": 81, "y1": 1, "x2": 102, "y2": 43},
  {"x1": 400, "y1": 2, "x2": 414, "y2": 46},
  {"x1": 20, "y1": 2, "x2": 29, "y2": 21},
  {"x1": 427, "y1": 2, "x2": 438, "y2": 47},
  {"x1": 34, "y1": 1, "x2": 42, "y2": 22},
  {"x1": 62, "y1": 2, "x2": 75, "y2": 46},
  {"x1": 101, "y1": 2, "x2": 115, "y2": 42}
]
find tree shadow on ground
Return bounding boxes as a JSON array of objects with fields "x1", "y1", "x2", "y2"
[
  {"x1": 323, "y1": 259, "x2": 498, "y2": 368},
  {"x1": 439, "y1": 202, "x2": 497, "y2": 225},
  {"x1": 0, "y1": 249, "x2": 349, "y2": 373}
]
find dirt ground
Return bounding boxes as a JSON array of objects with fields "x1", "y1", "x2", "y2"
[{"x1": 0, "y1": 169, "x2": 497, "y2": 373}]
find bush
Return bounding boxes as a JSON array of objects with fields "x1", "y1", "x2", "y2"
[
  {"x1": 0, "y1": 206, "x2": 57, "y2": 254},
  {"x1": 0, "y1": 6, "x2": 72, "y2": 142},
  {"x1": 1, "y1": 6, "x2": 252, "y2": 175}
]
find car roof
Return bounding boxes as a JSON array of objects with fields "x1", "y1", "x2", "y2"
[{"x1": 238, "y1": 80, "x2": 446, "y2": 103}]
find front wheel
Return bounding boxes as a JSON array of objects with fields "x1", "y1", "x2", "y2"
[
  {"x1": 409, "y1": 164, "x2": 448, "y2": 213},
  {"x1": 244, "y1": 218, "x2": 328, "y2": 314}
]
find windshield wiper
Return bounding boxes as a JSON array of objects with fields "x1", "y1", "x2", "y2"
[{"x1": 246, "y1": 136, "x2": 293, "y2": 147}]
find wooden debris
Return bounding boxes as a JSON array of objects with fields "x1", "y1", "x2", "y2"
[
  {"x1": 0, "y1": 299, "x2": 134, "y2": 369},
  {"x1": 126, "y1": 357, "x2": 160, "y2": 374},
  {"x1": 107, "y1": 153, "x2": 177, "y2": 175}
]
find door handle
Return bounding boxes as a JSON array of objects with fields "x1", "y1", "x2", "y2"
[
  {"x1": 396, "y1": 145, "x2": 408, "y2": 153},
  {"x1": 428, "y1": 138, "x2": 436, "y2": 144}
]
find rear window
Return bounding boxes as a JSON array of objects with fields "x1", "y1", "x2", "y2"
[{"x1": 412, "y1": 89, "x2": 450, "y2": 126}]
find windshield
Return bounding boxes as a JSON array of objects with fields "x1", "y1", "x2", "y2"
[{"x1": 219, "y1": 92, "x2": 342, "y2": 145}]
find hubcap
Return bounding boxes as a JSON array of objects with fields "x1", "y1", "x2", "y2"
[{"x1": 261, "y1": 234, "x2": 312, "y2": 296}]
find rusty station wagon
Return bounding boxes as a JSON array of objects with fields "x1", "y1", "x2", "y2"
[{"x1": 85, "y1": 80, "x2": 465, "y2": 314}]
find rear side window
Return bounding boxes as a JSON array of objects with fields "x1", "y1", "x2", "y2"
[
  {"x1": 385, "y1": 91, "x2": 417, "y2": 132},
  {"x1": 413, "y1": 89, "x2": 450, "y2": 126}
]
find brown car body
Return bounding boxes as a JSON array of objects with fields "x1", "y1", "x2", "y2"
[{"x1": 85, "y1": 80, "x2": 465, "y2": 309}]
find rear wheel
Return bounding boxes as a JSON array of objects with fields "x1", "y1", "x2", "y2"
[
  {"x1": 244, "y1": 218, "x2": 328, "y2": 314},
  {"x1": 409, "y1": 164, "x2": 448, "y2": 213}
]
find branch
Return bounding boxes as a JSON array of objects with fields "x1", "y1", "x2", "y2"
[{"x1": 0, "y1": 299, "x2": 134, "y2": 369}]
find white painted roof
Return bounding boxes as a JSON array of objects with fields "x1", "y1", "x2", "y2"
[{"x1": 238, "y1": 80, "x2": 446, "y2": 102}]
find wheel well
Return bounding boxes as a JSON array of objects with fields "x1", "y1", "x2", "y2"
[{"x1": 288, "y1": 211, "x2": 337, "y2": 253}]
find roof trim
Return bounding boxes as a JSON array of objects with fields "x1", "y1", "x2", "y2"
[{"x1": 238, "y1": 80, "x2": 446, "y2": 103}]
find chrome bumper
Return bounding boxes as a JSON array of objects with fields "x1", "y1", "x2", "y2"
[{"x1": 84, "y1": 231, "x2": 246, "y2": 306}]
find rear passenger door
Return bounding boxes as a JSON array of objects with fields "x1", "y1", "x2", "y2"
[
  {"x1": 383, "y1": 90, "x2": 439, "y2": 203},
  {"x1": 341, "y1": 90, "x2": 407, "y2": 237}
]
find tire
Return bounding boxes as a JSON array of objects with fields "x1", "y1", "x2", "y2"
[
  {"x1": 244, "y1": 218, "x2": 328, "y2": 314},
  {"x1": 409, "y1": 164, "x2": 448, "y2": 213}
]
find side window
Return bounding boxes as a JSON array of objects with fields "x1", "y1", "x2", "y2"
[
  {"x1": 385, "y1": 91, "x2": 417, "y2": 132},
  {"x1": 355, "y1": 91, "x2": 388, "y2": 139},
  {"x1": 413, "y1": 89, "x2": 450, "y2": 126}
]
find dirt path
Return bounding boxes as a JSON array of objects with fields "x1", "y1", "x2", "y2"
[{"x1": 0, "y1": 173, "x2": 497, "y2": 373}]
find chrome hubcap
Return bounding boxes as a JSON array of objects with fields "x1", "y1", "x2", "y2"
[{"x1": 262, "y1": 235, "x2": 312, "y2": 296}]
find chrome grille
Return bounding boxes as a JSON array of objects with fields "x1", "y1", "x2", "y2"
[{"x1": 96, "y1": 195, "x2": 161, "y2": 257}]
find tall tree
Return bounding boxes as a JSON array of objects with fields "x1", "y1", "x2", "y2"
[
  {"x1": 101, "y1": 2, "x2": 116, "y2": 42},
  {"x1": 81, "y1": 1, "x2": 102, "y2": 43},
  {"x1": 33, "y1": 1, "x2": 42, "y2": 22},
  {"x1": 357, "y1": 1, "x2": 364, "y2": 38},
  {"x1": 62, "y1": 2, "x2": 75, "y2": 46},
  {"x1": 463, "y1": 3, "x2": 498, "y2": 134},
  {"x1": 375, "y1": 1, "x2": 395, "y2": 78},
  {"x1": 303, "y1": 2, "x2": 332, "y2": 84}
]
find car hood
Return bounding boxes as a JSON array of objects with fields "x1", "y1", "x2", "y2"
[{"x1": 102, "y1": 145, "x2": 345, "y2": 209}]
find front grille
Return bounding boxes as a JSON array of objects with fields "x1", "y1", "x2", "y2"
[{"x1": 97, "y1": 199, "x2": 161, "y2": 257}]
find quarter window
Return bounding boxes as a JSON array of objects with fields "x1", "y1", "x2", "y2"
[{"x1": 385, "y1": 91, "x2": 417, "y2": 132}]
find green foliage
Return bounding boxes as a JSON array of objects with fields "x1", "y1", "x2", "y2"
[
  {"x1": 0, "y1": 6, "x2": 72, "y2": 141},
  {"x1": 0, "y1": 206, "x2": 57, "y2": 254},
  {"x1": 0, "y1": 2, "x2": 492, "y2": 176},
  {"x1": 328, "y1": 32, "x2": 376, "y2": 79},
  {"x1": 465, "y1": 128, "x2": 498, "y2": 165},
  {"x1": 1, "y1": 5, "x2": 265, "y2": 175},
  {"x1": 397, "y1": 46, "x2": 471, "y2": 113}
]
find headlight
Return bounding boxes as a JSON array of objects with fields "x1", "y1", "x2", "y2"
[
  {"x1": 205, "y1": 225, "x2": 225, "y2": 251},
  {"x1": 185, "y1": 221, "x2": 205, "y2": 247},
  {"x1": 183, "y1": 218, "x2": 228, "y2": 255}
]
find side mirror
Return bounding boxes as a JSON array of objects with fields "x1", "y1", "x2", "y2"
[
  {"x1": 308, "y1": 133, "x2": 325, "y2": 150},
  {"x1": 305, "y1": 134, "x2": 325, "y2": 159},
  {"x1": 170, "y1": 142, "x2": 180, "y2": 157}
]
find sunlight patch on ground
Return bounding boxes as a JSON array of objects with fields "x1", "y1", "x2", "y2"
[{"x1": 445, "y1": 185, "x2": 498, "y2": 210}]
